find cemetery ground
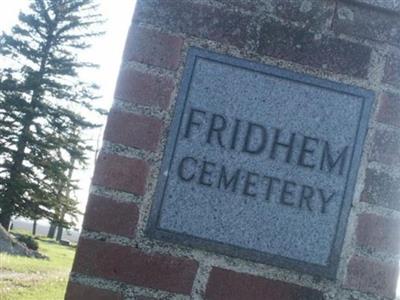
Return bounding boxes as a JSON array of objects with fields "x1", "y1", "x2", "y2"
[{"x1": 0, "y1": 230, "x2": 75, "y2": 300}]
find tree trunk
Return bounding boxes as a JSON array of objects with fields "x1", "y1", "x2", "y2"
[
  {"x1": 56, "y1": 156, "x2": 75, "y2": 242},
  {"x1": 0, "y1": 214, "x2": 11, "y2": 231},
  {"x1": 32, "y1": 219, "x2": 37, "y2": 236},
  {"x1": 47, "y1": 222, "x2": 57, "y2": 238},
  {"x1": 56, "y1": 220, "x2": 64, "y2": 241}
]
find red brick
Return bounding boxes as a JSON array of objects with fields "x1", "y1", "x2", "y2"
[
  {"x1": 72, "y1": 239, "x2": 198, "y2": 295},
  {"x1": 333, "y1": 2, "x2": 400, "y2": 46},
  {"x1": 344, "y1": 255, "x2": 398, "y2": 299},
  {"x1": 361, "y1": 168, "x2": 400, "y2": 211},
  {"x1": 114, "y1": 68, "x2": 174, "y2": 110},
  {"x1": 83, "y1": 195, "x2": 139, "y2": 238},
  {"x1": 65, "y1": 282, "x2": 122, "y2": 300},
  {"x1": 356, "y1": 213, "x2": 400, "y2": 255},
  {"x1": 214, "y1": 0, "x2": 335, "y2": 30},
  {"x1": 92, "y1": 153, "x2": 149, "y2": 195},
  {"x1": 205, "y1": 267, "x2": 323, "y2": 300},
  {"x1": 258, "y1": 20, "x2": 371, "y2": 78},
  {"x1": 369, "y1": 128, "x2": 400, "y2": 165},
  {"x1": 383, "y1": 54, "x2": 400, "y2": 88},
  {"x1": 103, "y1": 111, "x2": 163, "y2": 152},
  {"x1": 134, "y1": 0, "x2": 254, "y2": 50},
  {"x1": 274, "y1": 0, "x2": 335, "y2": 31},
  {"x1": 123, "y1": 25, "x2": 183, "y2": 70},
  {"x1": 377, "y1": 93, "x2": 400, "y2": 128}
]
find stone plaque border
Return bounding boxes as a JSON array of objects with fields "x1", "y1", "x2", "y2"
[{"x1": 146, "y1": 47, "x2": 374, "y2": 279}]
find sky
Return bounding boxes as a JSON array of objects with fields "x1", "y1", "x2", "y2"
[{"x1": 0, "y1": 0, "x2": 137, "y2": 225}]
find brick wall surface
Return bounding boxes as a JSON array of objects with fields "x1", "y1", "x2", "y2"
[{"x1": 66, "y1": 0, "x2": 400, "y2": 299}]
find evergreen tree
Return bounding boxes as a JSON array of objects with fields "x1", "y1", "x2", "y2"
[{"x1": 0, "y1": 0, "x2": 104, "y2": 229}]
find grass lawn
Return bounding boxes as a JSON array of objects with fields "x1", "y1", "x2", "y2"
[{"x1": 0, "y1": 231, "x2": 76, "y2": 300}]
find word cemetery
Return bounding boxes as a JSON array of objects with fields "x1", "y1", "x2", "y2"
[{"x1": 177, "y1": 107, "x2": 343, "y2": 215}]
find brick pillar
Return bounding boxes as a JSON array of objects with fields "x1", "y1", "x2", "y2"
[{"x1": 66, "y1": 1, "x2": 400, "y2": 299}]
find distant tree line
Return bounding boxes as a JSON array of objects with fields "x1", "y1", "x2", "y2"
[{"x1": 0, "y1": 0, "x2": 105, "y2": 237}]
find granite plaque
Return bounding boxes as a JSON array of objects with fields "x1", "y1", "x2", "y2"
[{"x1": 147, "y1": 48, "x2": 373, "y2": 278}]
